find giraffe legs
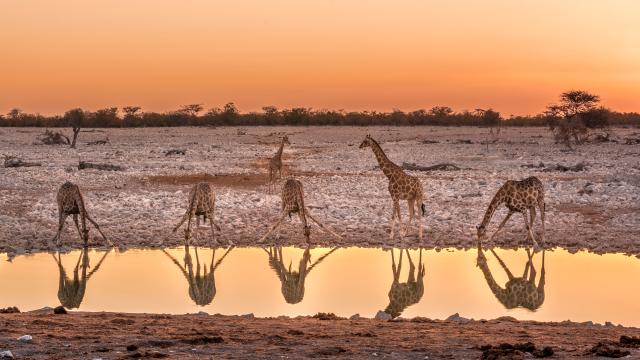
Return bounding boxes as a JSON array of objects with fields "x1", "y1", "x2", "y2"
[
  {"x1": 206, "y1": 210, "x2": 225, "y2": 245},
  {"x1": 521, "y1": 210, "x2": 540, "y2": 250},
  {"x1": 72, "y1": 214, "x2": 83, "y2": 243},
  {"x1": 406, "y1": 249, "x2": 416, "y2": 283},
  {"x1": 489, "y1": 248, "x2": 515, "y2": 280},
  {"x1": 489, "y1": 211, "x2": 513, "y2": 241},
  {"x1": 305, "y1": 210, "x2": 342, "y2": 240},
  {"x1": 390, "y1": 200, "x2": 404, "y2": 240},
  {"x1": 52, "y1": 212, "x2": 69, "y2": 246},
  {"x1": 85, "y1": 213, "x2": 112, "y2": 246},
  {"x1": 259, "y1": 213, "x2": 287, "y2": 243},
  {"x1": 538, "y1": 201, "x2": 546, "y2": 245}
]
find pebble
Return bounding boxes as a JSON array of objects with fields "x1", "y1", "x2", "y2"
[
  {"x1": 0, "y1": 351, "x2": 14, "y2": 359},
  {"x1": 446, "y1": 313, "x2": 469, "y2": 322},
  {"x1": 17, "y1": 335, "x2": 32, "y2": 342},
  {"x1": 349, "y1": 314, "x2": 362, "y2": 320},
  {"x1": 374, "y1": 311, "x2": 392, "y2": 321}
]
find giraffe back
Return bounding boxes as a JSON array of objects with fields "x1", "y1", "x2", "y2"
[
  {"x1": 385, "y1": 280, "x2": 425, "y2": 318},
  {"x1": 503, "y1": 176, "x2": 544, "y2": 212},
  {"x1": 187, "y1": 182, "x2": 216, "y2": 216},
  {"x1": 57, "y1": 182, "x2": 86, "y2": 215},
  {"x1": 502, "y1": 278, "x2": 543, "y2": 310},
  {"x1": 281, "y1": 179, "x2": 305, "y2": 215}
]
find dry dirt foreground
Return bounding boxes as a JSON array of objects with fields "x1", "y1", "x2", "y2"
[
  {"x1": 1, "y1": 126, "x2": 639, "y2": 255},
  {"x1": 1, "y1": 312, "x2": 639, "y2": 359}
]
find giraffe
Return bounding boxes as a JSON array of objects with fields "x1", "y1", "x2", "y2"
[
  {"x1": 52, "y1": 181, "x2": 112, "y2": 246},
  {"x1": 162, "y1": 244, "x2": 234, "y2": 306},
  {"x1": 359, "y1": 135, "x2": 426, "y2": 241},
  {"x1": 53, "y1": 247, "x2": 111, "y2": 309},
  {"x1": 382, "y1": 248, "x2": 426, "y2": 318},
  {"x1": 268, "y1": 135, "x2": 291, "y2": 193},
  {"x1": 264, "y1": 246, "x2": 338, "y2": 304},
  {"x1": 476, "y1": 243, "x2": 546, "y2": 311},
  {"x1": 173, "y1": 182, "x2": 229, "y2": 246},
  {"x1": 476, "y1": 176, "x2": 546, "y2": 249},
  {"x1": 259, "y1": 178, "x2": 342, "y2": 243}
]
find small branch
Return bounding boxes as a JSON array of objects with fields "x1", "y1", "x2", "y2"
[
  {"x1": 78, "y1": 161, "x2": 125, "y2": 171},
  {"x1": 402, "y1": 162, "x2": 462, "y2": 171}
]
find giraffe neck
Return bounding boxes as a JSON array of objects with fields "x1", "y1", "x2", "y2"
[
  {"x1": 477, "y1": 252, "x2": 508, "y2": 305},
  {"x1": 369, "y1": 139, "x2": 400, "y2": 179},
  {"x1": 275, "y1": 141, "x2": 285, "y2": 159},
  {"x1": 480, "y1": 190, "x2": 505, "y2": 229}
]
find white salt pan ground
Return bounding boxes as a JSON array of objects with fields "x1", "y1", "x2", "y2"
[{"x1": 0, "y1": 126, "x2": 638, "y2": 256}]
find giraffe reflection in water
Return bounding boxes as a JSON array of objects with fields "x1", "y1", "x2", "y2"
[
  {"x1": 53, "y1": 247, "x2": 111, "y2": 309},
  {"x1": 382, "y1": 248, "x2": 426, "y2": 318},
  {"x1": 476, "y1": 243, "x2": 546, "y2": 310},
  {"x1": 264, "y1": 246, "x2": 338, "y2": 304},
  {"x1": 162, "y1": 245, "x2": 233, "y2": 306}
]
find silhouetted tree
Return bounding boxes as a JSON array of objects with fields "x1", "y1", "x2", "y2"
[
  {"x1": 546, "y1": 90, "x2": 608, "y2": 148},
  {"x1": 63, "y1": 108, "x2": 85, "y2": 148}
]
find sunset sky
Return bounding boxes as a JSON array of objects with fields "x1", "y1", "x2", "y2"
[{"x1": 1, "y1": 1, "x2": 639, "y2": 116}]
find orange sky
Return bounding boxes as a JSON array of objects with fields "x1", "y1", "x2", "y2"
[{"x1": 1, "y1": 1, "x2": 639, "y2": 116}]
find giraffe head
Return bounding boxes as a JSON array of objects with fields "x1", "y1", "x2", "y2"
[
  {"x1": 282, "y1": 135, "x2": 291, "y2": 145},
  {"x1": 359, "y1": 134, "x2": 373, "y2": 149}
]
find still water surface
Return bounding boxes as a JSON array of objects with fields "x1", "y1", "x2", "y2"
[{"x1": 1, "y1": 246, "x2": 638, "y2": 326}]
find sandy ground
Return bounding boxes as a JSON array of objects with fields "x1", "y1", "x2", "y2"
[
  {"x1": 0, "y1": 311, "x2": 639, "y2": 359},
  {"x1": 1, "y1": 126, "x2": 639, "y2": 255}
]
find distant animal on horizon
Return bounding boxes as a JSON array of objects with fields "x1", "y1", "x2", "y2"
[
  {"x1": 268, "y1": 135, "x2": 291, "y2": 193},
  {"x1": 173, "y1": 182, "x2": 229, "y2": 246},
  {"x1": 476, "y1": 176, "x2": 545, "y2": 248},
  {"x1": 52, "y1": 182, "x2": 111, "y2": 246},
  {"x1": 259, "y1": 178, "x2": 342, "y2": 244},
  {"x1": 359, "y1": 134, "x2": 426, "y2": 241}
]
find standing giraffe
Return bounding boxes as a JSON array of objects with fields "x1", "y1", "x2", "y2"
[
  {"x1": 359, "y1": 135, "x2": 426, "y2": 241},
  {"x1": 476, "y1": 176, "x2": 545, "y2": 248},
  {"x1": 173, "y1": 182, "x2": 229, "y2": 245},
  {"x1": 268, "y1": 135, "x2": 291, "y2": 193},
  {"x1": 52, "y1": 182, "x2": 112, "y2": 246},
  {"x1": 53, "y1": 247, "x2": 111, "y2": 309},
  {"x1": 162, "y1": 244, "x2": 234, "y2": 306},
  {"x1": 259, "y1": 178, "x2": 342, "y2": 243},
  {"x1": 476, "y1": 243, "x2": 546, "y2": 311},
  {"x1": 264, "y1": 246, "x2": 338, "y2": 304},
  {"x1": 382, "y1": 248, "x2": 426, "y2": 318}
]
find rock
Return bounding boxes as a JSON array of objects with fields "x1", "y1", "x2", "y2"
[
  {"x1": 241, "y1": 313, "x2": 255, "y2": 319},
  {"x1": 53, "y1": 306, "x2": 67, "y2": 314},
  {"x1": 495, "y1": 316, "x2": 518, "y2": 322},
  {"x1": 349, "y1": 313, "x2": 362, "y2": 320},
  {"x1": 446, "y1": 313, "x2": 469, "y2": 322},
  {"x1": 375, "y1": 311, "x2": 392, "y2": 321},
  {"x1": 17, "y1": 335, "x2": 32, "y2": 342},
  {"x1": 605, "y1": 321, "x2": 615, "y2": 327},
  {"x1": 0, "y1": 351, "x2": 14, "y2": 359},
  {"x1": 196, "y1": 311, "x2": 209, "y2": 316},
  {"x1": 126, "y1": 345, "x2": 139, "y2": 351}
]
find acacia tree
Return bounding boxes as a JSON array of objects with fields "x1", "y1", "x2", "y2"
[
  {"x1": 64, "y1": 108, "x2": 85, "y2": 148},
  {"x1": 546, "y1": 90, "x2": 608, "y2": 148}
]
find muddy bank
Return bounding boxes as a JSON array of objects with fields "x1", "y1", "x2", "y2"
[{"x1": 1, "y1": 311, "x2": 639, "y2": 359}]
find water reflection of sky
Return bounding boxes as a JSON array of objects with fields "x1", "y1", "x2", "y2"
[{"x1": 1, "y1": 247, "x2": 638, "y2": 326}]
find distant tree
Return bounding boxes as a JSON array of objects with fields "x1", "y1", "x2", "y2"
[
  {"x1": 122, "y1": 106, "x2": 141, "y2": 127},
  {"x1": 546, "y1": 90, "x2": 608, "y2": 148},
  {"x1": 64, "y1": 108, "x2": 85, "y2": 148},
  {"x1": 178, "y1": 104, "x2": 204, "y2": 117}
]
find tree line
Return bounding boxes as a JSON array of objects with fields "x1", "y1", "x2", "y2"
[{"x1": 2, "y1": 94, "x2": 638, "y2": 128}]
